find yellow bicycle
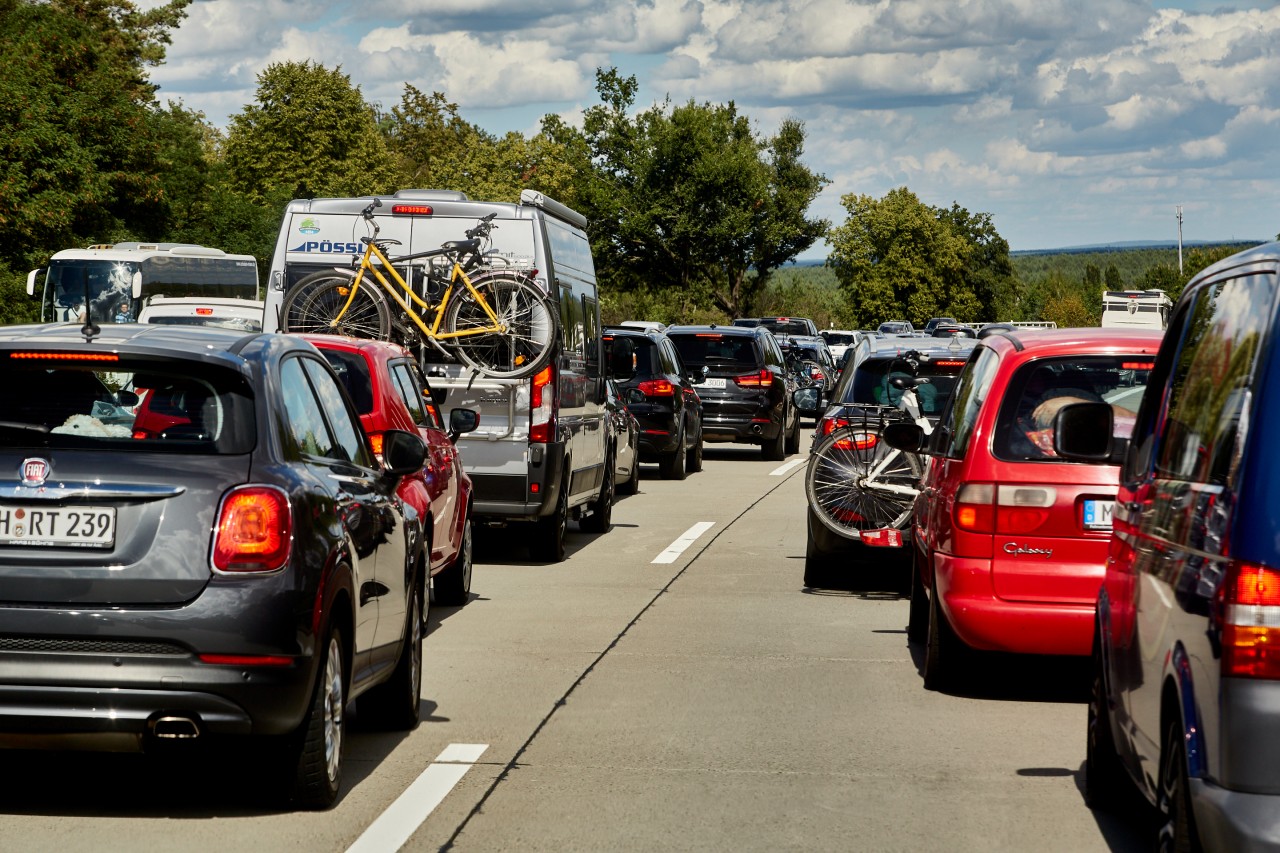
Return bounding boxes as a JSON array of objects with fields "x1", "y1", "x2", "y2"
[{"x1": 280, "y1": 199, "x2": 559, "y2": 379}]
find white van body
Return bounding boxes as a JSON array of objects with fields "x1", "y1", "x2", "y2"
[
  {"x1": 1101, "y1": 289, "x2": 1172, "y2": 330},
  {"x1": 138, "y1": 296, "x2": 265, "y2": 332},
  {"x1": 265, "y1": 190, "x2": 608, "y2": 556}
]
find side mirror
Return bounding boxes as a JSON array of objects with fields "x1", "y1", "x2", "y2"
[
  {"x1": 792, "y1": 386, "x2": 821, "y2": 415},
  {"x1": 131, "y1": 270, "x2": 144, "y2": 300},
  {"x1": 381, "y1": 429, "x2": 427, "y2": 476},
  {"x1": 626, "y1": 388, "x2": 646, "y2": 405},
  {"x1": 691, "y1": 365, "x2": 710, "y2": 385},
  {"x1": 1053, "y1": 402, "x2": 1114, "y2": 462},
  {"x1": 116, "y1": 390, "x2": 140, "y2": 407},
  {"x1": 882, "y1": 422, "x2": 926, "y2": 453},
  {"x1": 26, "y1": 268, "x2": 43, "y2": 297},
  {"x1": 448, "y1": 407, "x2": 480, "y2": 441}
]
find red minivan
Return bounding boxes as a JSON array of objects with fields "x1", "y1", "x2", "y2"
[
  {"x1": 888, "y1": 328, "x2": 1163, "y2": 690},
  {"x1": 302, "y1": 335, "x2": 478, "y2": 606}
]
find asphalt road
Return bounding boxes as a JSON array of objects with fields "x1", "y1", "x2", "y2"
[{"x1": 0, "y1": 434, "x2": 1151, "y2": 852}]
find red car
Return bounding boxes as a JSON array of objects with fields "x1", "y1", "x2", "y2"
[
  {"x1": 885, "y1": 328, "x2": 1163, "y2": 690},
  {"x1": 302, "y1": 335, "x2": 478, "y2": 606}
]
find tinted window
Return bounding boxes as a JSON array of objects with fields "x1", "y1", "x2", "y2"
[
  {"x1": 302, "y1": 359, "x2": 369, "y2": 465},
  {"x1": 844, "y1": 357, "x2": 966, "y2": 415},
  {"x1": 1154, "y1": 273, "x2": 1275, "y2": 485},
  {"x1": 0, "y1": 358, "x2": 254, "y2": 454},
  {"x1": 992, "y1": 356, "x2": 1154, "y2": 461},
  {"x1": 822, "y1": 333, "x2": 856, "y2": 346},
  {"x1": 391, "y1": 362, "x2": 427, "y2": 426},
  {"x1": 940, "y1": 347, "x2": 1000, "y2": 458},
  {"x1": 669, "y1": 334, "x2": 761, "y2": 371},
  {"x1": 757, "y1": 319, "x2": 813, "y2": 336},
  {"x1": 280, "y1": 358, "x2": 338, "y2": 459},
  {"x1": 318, "y1": 349, "x2": 374, "y2": 415}
]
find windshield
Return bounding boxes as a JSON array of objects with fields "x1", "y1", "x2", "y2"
[{"x1": 41, "y1": 257, "x2": 258, "y2": 324}]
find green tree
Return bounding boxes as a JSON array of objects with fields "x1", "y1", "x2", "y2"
[
  {"x1": 1042, "y1": 291, "x2": 1096, "y2": 328},
  {"x1": 1104, "y1": 264, "x2": 1123, "y2": 289},
  {"x1": 827, "y1": 187, "x2": 971, "y2": 327},
  {"x1": 0, "y1": 0, "x2": 190, "y2": 268},
  {"x1": 937, "y1": 203, "x2": 1016, "y2": 321},
  {"x1": 224, "y1": 61, "x2": 396, "y2": 203},
  {"x1": 1083, "y1": 264, "x2": 1101, "y2": 290}
]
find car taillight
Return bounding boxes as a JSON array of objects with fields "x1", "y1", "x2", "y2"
[
  {"x1": 638, "y1": 379, "x2": 675, "y2": 396},
  {"x1": 954, "y1": 483, "x2": 996, "y2": 533},
  {"x1": 1223, "y1": 561, "x2": 1280, "y2": 679},
  {"x1": 819, "y1": 417, "x2": 849, "y2": 437},
  {"x1": 734, "y1": 369, "x2": 772, "y2": 387},
  {"x1": 530, "y1": 364, "x2": 556, "y2": 444},
  {"x1": 212, "y1": 486, "x2": 291, "y2": 573},
  {"x1": 367, "y1": 431, "x2": 385, "y2": 463},
  {"x1": 996, "y1": 485, "x2": 1056, "y2": 534}
]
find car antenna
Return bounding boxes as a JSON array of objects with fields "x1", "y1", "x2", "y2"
[{"x1": 80, "y1": 269, "x2": 100, "y2": 343}]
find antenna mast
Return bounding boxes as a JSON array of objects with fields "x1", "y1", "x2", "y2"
[{"x1": 1176, "y1": 205, "x2": 1184, "y2": 275}]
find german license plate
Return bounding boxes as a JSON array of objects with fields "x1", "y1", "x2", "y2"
[
  {"x1": 702, "y1": 378, "x2": 726, "y2": 389},
  {"x1": 1083, "y1": 499, "x2": 1114, "y2": 530},
  {"x1": 0, "y1": 505, "x2": 116, "y2": 548}
]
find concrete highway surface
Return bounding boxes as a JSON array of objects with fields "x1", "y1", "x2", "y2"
[{"x1": 0, "y1": 435, "x2": 1149, "y2": 852}]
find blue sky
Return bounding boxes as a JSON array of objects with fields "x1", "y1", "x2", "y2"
[{"x1": 145, "y1": 0, "x2": 1280, "y2": 258}]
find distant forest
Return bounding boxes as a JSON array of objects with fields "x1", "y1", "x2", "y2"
[{"x1": 1009, "y1": 243, "x2": 1259, "y2": 288}]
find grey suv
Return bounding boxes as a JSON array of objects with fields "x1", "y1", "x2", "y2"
[{"x1": 1061, "y1": 242, "x2": 1280, "y2": 850}]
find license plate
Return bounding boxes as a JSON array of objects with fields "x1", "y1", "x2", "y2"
[
  {"x1": 0, "y1": 505, "x2": 117, "y2": 548},
  {"x1": 1083, "y1": 499, "x2": 1113, "y2": 530},
  {"x1": 702, "y1": 378, "x2": 727, "y2": 389}
]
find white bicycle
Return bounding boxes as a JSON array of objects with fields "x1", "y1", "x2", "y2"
[{"x1": 805, "y1": 360, "x2": 933, "y2": 541}]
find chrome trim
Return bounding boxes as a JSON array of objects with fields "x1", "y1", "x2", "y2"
[{"x1": 0, "y1": 483, "x2": 185, "y2": 500}]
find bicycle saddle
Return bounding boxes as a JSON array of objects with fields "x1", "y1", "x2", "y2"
[
  {"x1": 441, "y1": 238, "x2": 482, "y2": 255},
  {"x1": 361, "y1": 237, "x2": 402, "y2": 247}
]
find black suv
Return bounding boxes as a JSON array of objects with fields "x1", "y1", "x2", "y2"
[
  {"x1": 666, "y1": 325, "x2": 800, "y2": 460},
  {"x1": 604, "y1": 326, "x2": 704, "y2": 480},
  {"x1": 731, "y1": 316, "x2": 821, "y2": 337}
]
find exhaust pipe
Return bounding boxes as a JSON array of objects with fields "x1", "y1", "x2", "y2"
[
  {"x1": 750, "y1": 424, "x2": 764, "y2": 435},
  {"x1": 149, "y1": 715, "x2": 201, "y2": 740}
]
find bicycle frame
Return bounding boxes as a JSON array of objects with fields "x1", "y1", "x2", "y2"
[{"x1": 332, "y1": 239, "x2": 507, "y2": 341}]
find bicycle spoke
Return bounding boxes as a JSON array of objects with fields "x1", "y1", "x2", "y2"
[
  {"x1": 446, "y1": 275, "x2": 557, "y2": 379},
  {"x1": 806, "y1": 430, "x2": 919, "y2": 536}
]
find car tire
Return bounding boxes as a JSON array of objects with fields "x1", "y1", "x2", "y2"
[
  {"x1": 907, "y1": 547, "x2": 929, "y2": 644},
  {"x1": 433, "y1": 519, "x2": 472, "y2": 606},
  {"x1": 1157, "y1": 718, "x2": 1203, "y2": 853},
  {"x1": 1085, "y1": 623, "x2": 1128, "y2": 811},
  {"x1": 660, "y1": 430, "x2": 688, "y2": 480},
  {"x1": 287, "y1": 626, "x2": 346, "y2": 809},
  {"x1": 923, "y1": 582, "x2": 966, "y2": 692},
  {"x1": 580, "y1": 450, "x2": 614, "y2": 533},
  {"x1": 785, "y1": 410, "x2": 801, "y2": 455},
  {"x1": 804, "y1": 526, "x2": 831, "y2": 588},
  {"x1": 360, "y1": 583, "x2": 423, "y2": 730},
  {"x1": 531, "y1": 480, "x2": 568, "y2": 562},
  {"x1": 761, "y1": 421, "x2": 785, "y2": 461},
  {"x1": 686, "y1": 424, "x2": 704, "y2": 473}
]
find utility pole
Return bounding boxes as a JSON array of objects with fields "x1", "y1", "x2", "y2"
[{"x1": 1176, "y1": 205, "x2": 1184, "y2": 275}]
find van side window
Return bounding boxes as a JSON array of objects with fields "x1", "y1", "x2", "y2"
[
  {"x1": 1154, "y1": 273, "x2": 1276, "y2": 485},
  {"x1": 559, "y1": 285, "x2": 583, "y2": 355},
  {"x1": 582, "y1": 295, "x2": 600, "y2": 376},
  {"x1": 940, "y1": 347, "x2": 999, "y2": 459}
]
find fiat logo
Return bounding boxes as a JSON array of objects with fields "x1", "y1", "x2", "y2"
[{"x1": 20, "y1": 458, "x2": 50, "y2": 487}]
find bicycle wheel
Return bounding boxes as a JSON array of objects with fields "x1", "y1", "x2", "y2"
[
  {"x1": 281, "y1": 270, "x2": 392, "y2": 340},
  {"x1": 805, "y1": 425, "x2": 923, "y2": 539},
  {"x1": 445, "y1": 272, "x2": 558, "y2": 379}
]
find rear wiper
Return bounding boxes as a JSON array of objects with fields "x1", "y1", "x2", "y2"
[{"x1": 0, "y1": 421, "x2": 51, "y2": 434}]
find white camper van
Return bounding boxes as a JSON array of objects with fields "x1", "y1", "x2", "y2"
[
  {"x1": 266, "y1": 189, "x2": 610, "y2": 561},
  {"x1": 1101, "y1": 289, "x2": 1172, "y2": 330}
]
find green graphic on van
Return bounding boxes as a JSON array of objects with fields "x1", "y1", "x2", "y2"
[{"x1": 298, "y1": 218, "x2": 320, "y2": 235}]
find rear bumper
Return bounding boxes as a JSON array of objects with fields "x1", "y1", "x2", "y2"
[
  {"x1": 471, "y1": 440, "x2": 565, "y2": 521},
  {"x1": 934, "y1": 554, "x2": 1094, "y2": 656},
  {"x1": 1191, "y1": 778, "x2": 1280, "y2": 853},
  {"x1": 701, "y1": 415, "x2": 779, "y2": 444}
]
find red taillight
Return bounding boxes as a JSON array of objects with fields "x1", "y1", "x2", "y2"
[
  {"x1": 530, "y1": 364, "x2": 555, "y2": 444},
  {"x1": 819, "y1": 417, "x2": 849, "y2": 437},
  {"x1": 367, "y1": 431, "x2": 385, "y2": 464},
  {"x1": 195, "y1": 307, "x2": 214, "y2": 316},
  {"x1": 212, "y1": 486, "x2": 291, "y2": 573},
  {"x1": 995, "y1": 485, "x2": 1056, "y2": 534},
  {"x1": 955, "y1": 483, "x2": 995, "y2": 533},
  {"x1": 638, "y1": 379, "x2": 675, "y2": 396},
  {"x1": 935, "y1": 360, "x2": 966, "y2": 367},
  {"x1": 1224, "y1": 561, "x2": 1280, "y2": 679},
  {"x1": 392, "y1": 204, "x2": 433, "y2": 216},
  {"x1": 10, "y1": 351, "x2": 119, "y2": 362},
  {"x1": 1122, "y1": 362, "x2": 1155, "y2": 370},
  {"x1": 199, "y1": 654, "x2": 293, "y2": 667},
  {"x1": 734, "y1": 369, "x2": 773, "y2": 388}
]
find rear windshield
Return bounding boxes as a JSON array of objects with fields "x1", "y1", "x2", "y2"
[
  {"x1": 841, "y1": 357, "x2": 967, "y2": 416},
  {"x1": 822, "y1": 333, "x2": 856, "y2": 346},
  {"x1": 0, "y1": 356, "x2": 255, "y2": 453},
  {"x1": 604, "y1": 335, "x2": 660, "y2": 378},
  {"x1": 317, "y1": 349, "x2": 374, "y2": 415},
  {"x1": 756, "y1": 319, "x2": 811, "y2": 336},
  {"x1": 669, "y1": 333, "x2": 761, "y2": 371},
  {"x1": 145, "y1": 315, "x2": 263, "y2": 332},
  {"x1": 993, "y1": 355, "x2": 1154, "y2": 461}
]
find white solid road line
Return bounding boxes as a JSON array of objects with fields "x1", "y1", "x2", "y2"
[
  {"x1": 769, "y1": 457, "x2": 806, "y2": 476},
  {"x1": 345, "y1": 743, "x2": 489, "y2": 853},
  {"x1": 652, "y1": 521, "x2": 715, "y2": 564}
]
